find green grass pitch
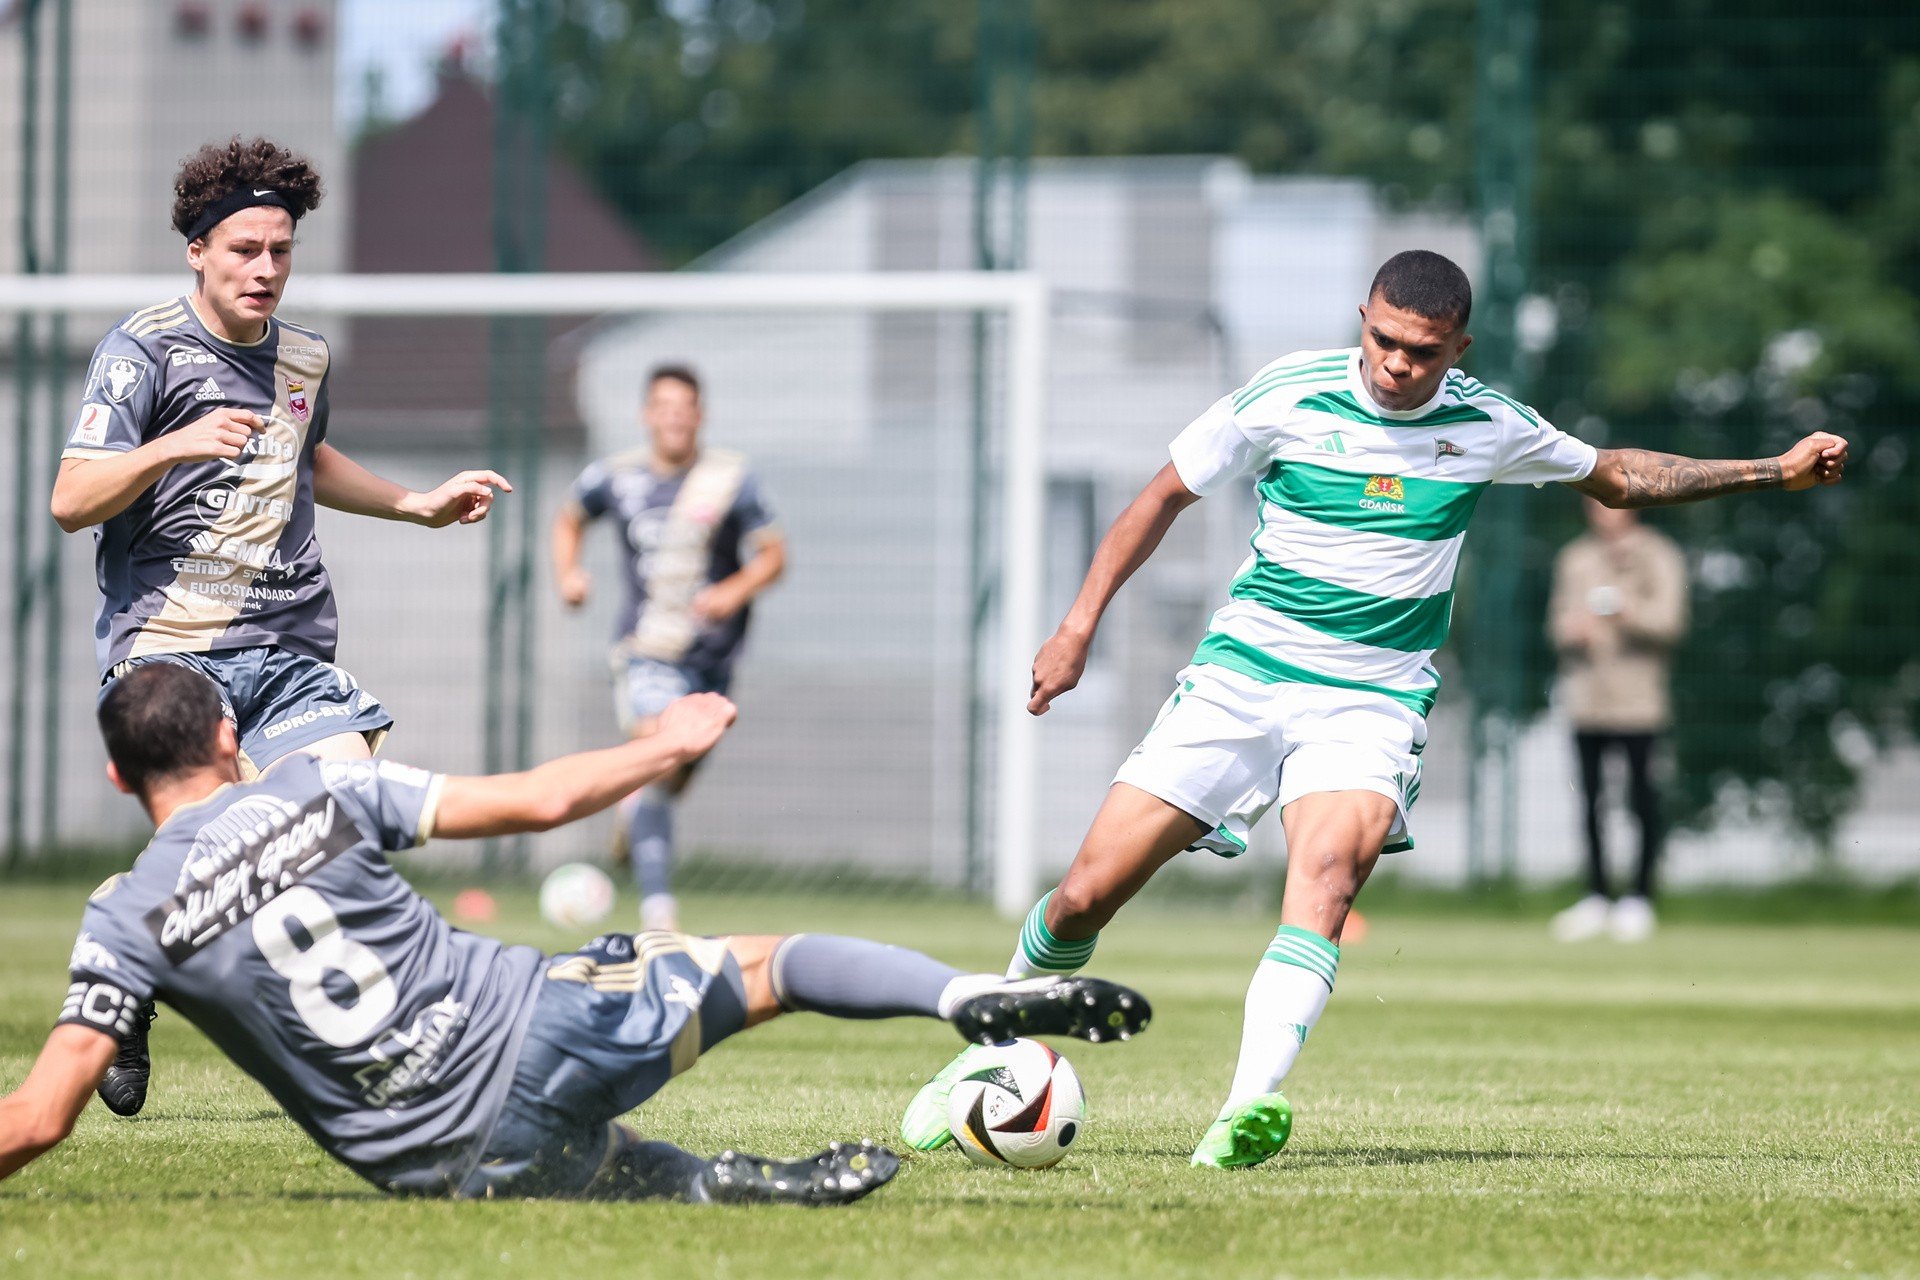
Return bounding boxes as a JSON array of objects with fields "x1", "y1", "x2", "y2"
[{"x1": 2, "y1": 881, "x2": 1916, "y2": 1279}]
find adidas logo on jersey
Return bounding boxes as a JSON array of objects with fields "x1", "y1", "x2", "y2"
[
  {"x1": 193, "y1": 377, "x2": 225, "y2": 402},
  {"x1": 1314, "y1": 433, "x2": 1348, "y2": 455}
]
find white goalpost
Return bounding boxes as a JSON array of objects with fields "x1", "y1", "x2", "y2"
[{"x1": 0, "y1": 271, "x2": 1050, "y2": 917}]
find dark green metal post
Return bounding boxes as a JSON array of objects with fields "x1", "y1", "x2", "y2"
[
  {"x1": 9, "y1": 0, "x2": 45, "y2": 868},
  {"x1": 38, "y1": 0, "x2": 72, "y2": 851},
  {"x1": 963, "y1": 0, "x2": 1033, "y2": 894},
  {"x1": 485, "y1": 0, "x2": 551, "y2": 873},
  {"x1": 1469, "y1": 0, "x2": 1539, "y2": 883}
]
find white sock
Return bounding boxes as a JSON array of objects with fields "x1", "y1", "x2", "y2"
[
  {"x1": 1222, "y1": 925, "x2": 1338, "y2": 1110},
  {"x1": 935, "y1": 973, "x2": 1007, "y2": 1020},
  {"x1": 639, "y1": 893, "x2": 679, "y2": 932}
]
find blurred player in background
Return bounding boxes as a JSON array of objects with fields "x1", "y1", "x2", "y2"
[
  {"x1": 552, "y1": 365, "x2": 786, "y2": 932},
  {"x1": 1547, "y1": 499, "x2": 1689, "y2": 942},
  {"x1": 902, "y1": 250, "x2": 1848, "y2": 1169},
  {"x1": 0, "y1": 665, "x2": 1148, "y2": 1203},
  {"x1": 49, "y1": 137, "x2": 510, "y2": 1117}
]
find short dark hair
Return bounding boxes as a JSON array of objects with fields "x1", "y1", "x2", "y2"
[
  {"x1": 171, "y1": 137, "x2": 324, "y2": 239},
  {"x1": 1368, "y1": 250, "x2": 1473, "y2": 328},
  {"x1": 98, "y1": 664, "x2": 229, "y2": 798},
  {"x1": 646, "y1": 364, "x2": 701, "y2": 400}
]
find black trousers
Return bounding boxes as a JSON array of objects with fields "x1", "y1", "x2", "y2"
[{"x1": 1574, "y1": 730, "x2": 1663, "y2": 901}]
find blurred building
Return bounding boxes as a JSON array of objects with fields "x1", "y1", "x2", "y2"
[
  {"x1": 331, "y1": 63, "x2": 657, "y2": 446},
  {"x1": 572, "y1": 157, "x2": 1482, "y2": 880},
  {"x1": 0, "y1": 0, "x2": 345, "y2": 275}
]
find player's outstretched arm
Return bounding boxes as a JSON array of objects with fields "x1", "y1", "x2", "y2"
[
  {"x1": 432, "y1": 693, "x2": 737, "y2": 838},
  {"x1": 312, "y1": 443, "x2": 512, "y2": 527},
  {"x1": 1570, "y1": 432, "x2": 1848, "y2": 509},
  {"x1": 1030, "y1": 463, "x2": 1201, "y2": 715},
  {"x1": 50, "y1": 408, "x2": 261, "y2": 532},
  {"x1": 0, "y1": 1026, "x2": 117, "y2": 1182}
]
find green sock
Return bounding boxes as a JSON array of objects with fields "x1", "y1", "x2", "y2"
[{"x1": 1006, "y1": 890, "x2": 1097, "y2": 978}]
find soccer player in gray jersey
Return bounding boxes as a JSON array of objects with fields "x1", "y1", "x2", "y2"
[
  {"x1": 552, "y1": 365, "x2": 787, "y2": 932},
  {"x1": 0, "y1": 664, "x2": 1149, "y2": 1202},
  {"x1": 50, "y1": 138, "x2": 510, "y2": 1117},
  {"x1": 903, "y1": 250, "x2": 1850, "y2": 1169}
]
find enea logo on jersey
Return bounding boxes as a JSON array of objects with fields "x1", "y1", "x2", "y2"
[
  {"x1": 1359, "y1": 474, "x2": 1407, "y2": 513},
  {"x1": 285, "y1": 380, "x2": 311, "y2": 423}
]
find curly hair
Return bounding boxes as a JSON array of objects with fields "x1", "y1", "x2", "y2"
[{"x1": 170, "y1": 136, "x2": 324, "y2": 238}]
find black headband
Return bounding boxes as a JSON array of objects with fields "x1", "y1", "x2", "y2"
[{"x1": 185, "y1": 186, "x2": 298, "y2": 242}]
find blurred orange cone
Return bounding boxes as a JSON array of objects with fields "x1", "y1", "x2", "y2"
[
  {"x1": 452, "y1": 888, "x2": 497, "y2": 924},
  {"x1": 1342, "y1": 908, "x2": 1370, "y2": 945}
]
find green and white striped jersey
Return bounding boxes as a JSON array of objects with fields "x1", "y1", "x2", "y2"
[{"x1": 1169, "y1": 347, "x2": 1597, "y2": 717}]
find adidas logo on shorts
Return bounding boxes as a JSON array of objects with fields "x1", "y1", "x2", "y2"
[{"x1": 193, "y1": 377, "x2": 224, "y2": 402}]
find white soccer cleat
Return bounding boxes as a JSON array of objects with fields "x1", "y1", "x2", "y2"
[
  {"x1": 1550, "y1": 894, "x2": 1613, "y2": 942},
  {"x1": 1608, "y1": 895, "x2": 1656, "y2": 943}
]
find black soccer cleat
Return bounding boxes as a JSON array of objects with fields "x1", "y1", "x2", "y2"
[
  {"x1": 96, "y1": 1001, "x2": 157, "y2": 1118},
  {"x1": 700, "y1": 1139, "x2": 900, "y2": 1207},
  {"x1": 950, "y1": 976, "x2": 1152, "y2": 1046}
]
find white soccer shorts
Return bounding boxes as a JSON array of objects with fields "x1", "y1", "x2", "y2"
[{"x1": 1112, "y1": 661, "x2": 1426, "y2": 858}]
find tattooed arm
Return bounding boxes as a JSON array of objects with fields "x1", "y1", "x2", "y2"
[{"x1": 1571, "y1": 432, "x2": 1849, "y2": 508}]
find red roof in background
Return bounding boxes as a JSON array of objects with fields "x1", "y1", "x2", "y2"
[
  {"x1": 331, "y1": 70, "x2": 654, "y2": 446},
  {"x1": 349, "y1": 70, "x2": 656, "y2": 273}
]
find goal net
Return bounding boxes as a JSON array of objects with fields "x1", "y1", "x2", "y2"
[{"x1": 0, "y1": 272, "x2": 1050, "y2": 915}]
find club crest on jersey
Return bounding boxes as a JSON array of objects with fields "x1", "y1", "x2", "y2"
[
  {"x1": 1435, "y1": 438, "x2": 1467, "y2": 459},
  {"x1": 1360, "y1": 474, "x2": 1406, "y2": 513},
  {"x1": 89, "y1": 353, "x2": 150, "y2": 404},
  {"x1": 286, "y1": 379, "x2": 310, "y2": 422}
]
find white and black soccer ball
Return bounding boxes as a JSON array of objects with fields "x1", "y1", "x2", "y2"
[
  {"x1": 946, "y1": 1038, "x2": 1086, "y2": 1169},
  {"x1": 538, "y1": 862, "x2": 616, "y2": 930}
]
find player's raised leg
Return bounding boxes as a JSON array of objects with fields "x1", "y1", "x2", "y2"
[
  {"x1": 1192, "y1": 789, "x2": 1393, "y2": 1169},
  {"x1": 902, "y1": 784, "x2": 1199, "y2": 1151},
  {"x1": 1008, "y1": 783, "x2": 1204, "y2": 979},
  {"x1": 729, "y1": 932, "x2": 1151, "y2": 1045}
]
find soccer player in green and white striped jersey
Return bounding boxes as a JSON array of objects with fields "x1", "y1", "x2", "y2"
[{"x1": 902, "y1": 250, "x2": 1849, "y2": 1167}]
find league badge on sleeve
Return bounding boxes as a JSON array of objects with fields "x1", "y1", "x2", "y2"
[
  {"x1": 286, "y1": 379, "x2": 311, "y2": 423},
  {"x1": 73, "y1": 403, "x2": 112, "y2": 447}
]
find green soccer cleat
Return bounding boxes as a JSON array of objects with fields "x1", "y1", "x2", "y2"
[
  {"x1": 899, "y1": 1043, "x2": 997, "y2": 1151},
  {"x1": 1190, "y1": 1093, "x2": 1294, "y2": 1169}
]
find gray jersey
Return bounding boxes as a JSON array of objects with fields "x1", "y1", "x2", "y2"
[
  {"x1": 568, "y1": 448, "x2": 778, "y2": 673},
  {"x1": 63, "y1": 298, "x2": 341, "y2": 675},
  {"x1": 58, "y1": 756, "x2": 544, "y2": 1194}
]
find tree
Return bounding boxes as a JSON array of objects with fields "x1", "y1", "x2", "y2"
[{"x1": 538, "y1": 0, "x2": 1920, "y2": 847}]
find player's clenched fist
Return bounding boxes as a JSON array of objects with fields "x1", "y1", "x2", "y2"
[
  {"x1": 656, "y1": 692, "x2": 738, "y2": 758},
  {"x1": 166, "y1": 408, "x2": 261, "y2": 465},
  {"x1": 558, "y1": 566, "x2": 592, "y2": 608},
  {"x1": 1029, "y1": 627, "x2": 1092, "y2": 716},
  {"x1": 1779, "y1": 432, "x2": 1849, "y2": 490}
]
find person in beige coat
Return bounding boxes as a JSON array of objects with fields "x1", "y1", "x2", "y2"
[{"x1": 1547, "y1": 499, "x2": 1689, "y2": 941}]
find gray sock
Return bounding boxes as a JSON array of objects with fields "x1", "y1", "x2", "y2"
[
  {"x1": 627, "y1": 789, "x2": 675, "y2": 900},
  {"x1": 770, "y1": 934, "x2": 964, "y2": 1020},
  {"x1": 593, "y1": 1129, "x2": 712, "y2": 1202}
]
